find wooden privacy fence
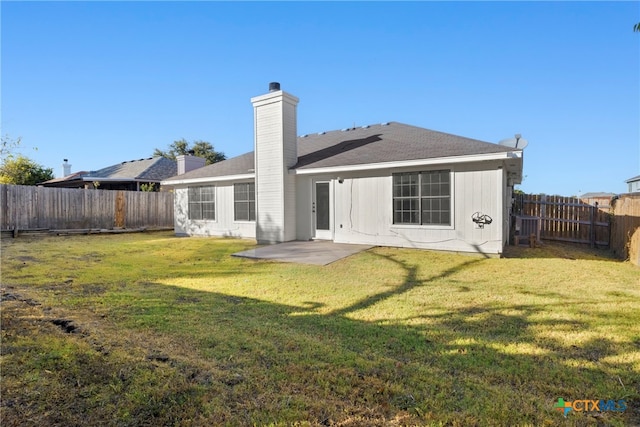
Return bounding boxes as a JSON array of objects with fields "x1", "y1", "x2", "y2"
[
  {"x1": 609, "y1": 193, "x2": 640, "y2": 265},
  {"x1": 1, "y1": 185, "x2": 174, "y2": 232},
  {"x1": 514, "y1": 194, "x2": 610, "y2": 247}
]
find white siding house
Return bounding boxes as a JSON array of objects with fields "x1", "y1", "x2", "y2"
[
  {"x1": 162, "y1": 83, "x2": 523, "y2": 256},
  {"x1": 626, "y1": 175, "x2": 640, "y2": 193}
]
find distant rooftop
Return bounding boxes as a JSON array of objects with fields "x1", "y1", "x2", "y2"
[{"x1": 41, "y1": 157, "x2": 178, "y2": 187}]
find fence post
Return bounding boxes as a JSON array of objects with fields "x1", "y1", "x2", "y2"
[
  {"x1": 589, "y1": 206, "x2": 595, "y2": 248},
  {"x1": 540, "y1": 194, "x2": 546, "y2": 239},
  {"x1": 115, "y1": 191, "x2": 126, "y2": 228}
]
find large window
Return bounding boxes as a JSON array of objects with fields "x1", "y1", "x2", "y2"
[
  {"x1": 393, "y1": 170, "x2": 451, "y2": 226},
  {"x1": 234, "y1": 182, "x2": 256, "y2": 221},
  {"x1": 188, "y1": 186, "x2": 216, "y2": 220}
]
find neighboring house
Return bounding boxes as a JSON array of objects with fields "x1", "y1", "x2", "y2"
[
  {"x1": 579, "y1": 192, "x2": 615, "y2": 213},
  {"x1": 41, "y1": 156, "x2": 203, "y2": 191},
  {"x1": 625, "y1": 175, "x2": 640, "y2": 193},
  {"x1": 161, "y1": 83, "x2": 524, "y2": 255}
]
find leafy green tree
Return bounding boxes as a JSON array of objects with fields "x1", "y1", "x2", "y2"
[
  {"x1": 140, "y1": 183, "x2": 157, "y2": 192},
  {"x1": 635, "y1": 22, "x2": 640, "y2": 32},
  {"x1": 154, "y1": 139, "x2": 226, "y2": 165},
  {"x1": 0, "y1": 155, "x2": 54, "y2": 185}
]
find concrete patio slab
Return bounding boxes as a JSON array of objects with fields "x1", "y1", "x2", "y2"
[{"x1": 232, "y1": 240, "x2": 374, "y2": 265}]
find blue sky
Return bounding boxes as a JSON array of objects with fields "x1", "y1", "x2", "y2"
[{"x1": 2, "y1": 1, "x2": 639, "y2": 196}]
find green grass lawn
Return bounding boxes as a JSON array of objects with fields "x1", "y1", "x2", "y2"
[{"x1": 1, "y1": 231, "x2": 638, "y2": 426}]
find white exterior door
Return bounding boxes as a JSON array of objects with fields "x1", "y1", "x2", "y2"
[{"x1": 314, "y1": 180, "x2": 333, "y2": 240}]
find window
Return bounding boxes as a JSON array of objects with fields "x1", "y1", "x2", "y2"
[
  {"x1": 393, "y1": 170, "x2": 451, "y2": 226},
  {"x1": 234, "y1": 182, "x2": 255, "y2": 221},
  {"x1": 188, "y1": 186, "x2": 215, "y2": 220}
]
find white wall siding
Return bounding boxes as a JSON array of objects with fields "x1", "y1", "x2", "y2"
[
  {"x1": 252, "y1": 90, "x2": 299, "y2": 243},
  {"x1": 173, "y1": 185, "x2": 256, "y2": 239},
  {"x1": 453, "y1": 164, "x2": 502, "y2": 254},
  {"x1": 255, "y1": 100, "x2": 284, "y2": 243},
  {"x1": 330, "y1": 162, "x2": 506, "y2": 254},
  {"x1": 295, "y1": 175, "x2": 313, "y2": 240},
  {"x1": 282, "y1": 99, "x2": 298, "y2": 241},
  {"x1": 501, "y1": 168, "x2": 511, "y2": 248}
]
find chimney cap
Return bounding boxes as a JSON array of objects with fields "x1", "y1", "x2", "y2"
[
  {"x1": 63, "y1": 159, "x2": 68, "y2": 162},
  {"x1": 269, "y1": 82, "x2": 281, "y2": 92}
]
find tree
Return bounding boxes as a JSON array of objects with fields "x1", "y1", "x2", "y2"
[
  {"x1": 635, "y1": 22, "x2": 640, "y2": 32},
  {"x1": 140, "y1": 183, "x2": 157, "y2": 192},
  {"x1": 0, "y1": 155, "x2": 54, "y2": 185},
  {"x1": 154, "y1": 139, "x2": 226, "y2": 165},
  {"x1": 1, "y1": 135, "x2": 22, "y2": 159}
]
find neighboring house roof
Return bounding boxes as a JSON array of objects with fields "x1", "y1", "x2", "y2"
[
  {"x1": 625, "y1": 175, "x2": 640, "y2": 183},
  {"x1": 164, "y1": 122, "x2": 518, "y2": 183},
  {"x1": 40, "y1": 170, "x2": 89, "y2": 185},
  {"x1": 580, "y1": 192, "x2": 615, "y2": 199},
  {"x1": 84, "y1": 157, "x2": 176, "y2": 181},
  {"x1": 41, "y1": 157, "x2": 177, "y2": 186}
]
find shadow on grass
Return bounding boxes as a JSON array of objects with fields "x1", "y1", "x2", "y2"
[
  {"x1": 98, "y1": 281, "x2": 638, "y2": 426},
  {"x1": 330, "y1": 253, "x2": 484, "y2": 317},
  {"x1": 5, "y1": 299, "x2": 636, "y2": 423},
  {"x1": 2, "y1": 238, "x2": 638, "y2": 426},
  {"x1": 503, "y1": 240, "x2": 623, "y2": 262}
]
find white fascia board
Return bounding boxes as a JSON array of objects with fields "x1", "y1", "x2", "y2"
[
  {"x1": 161, "y1": 173, "x2": 255, "y2": 187},
  {"x1": 291, "y1": 151, "x2": 521, "y2": 175}
]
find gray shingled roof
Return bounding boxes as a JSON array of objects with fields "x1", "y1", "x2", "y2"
[
  {"x1": 295, "y1": 122, "x2": 514, "y2": 169},
  {"x1": 87, "y1": 157, "x2": 177, "y2": 181},
  {"x1": 164, "y1": 122, "x2": 516, "y2": 182},
  {"x1": 580, "y1": 192, "x2": 615, "y2": 198},
  {"x1": 41, "y1": 157, "x2": 178, "y2": 186},
  {"x1": 163, "y1": 151, "x2": 255, "y2": 181},
  {"x1": 40, "y1": 170, "x2": 89, "y2": 185}
]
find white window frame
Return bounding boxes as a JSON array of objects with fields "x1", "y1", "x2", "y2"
[
  {"x1": 188, "y1": 186, "x2": 216, "y2": 221},
  {"x1": 233, "y1": 182, "x2": 256, "y2": 222},
  {"x1": 392, "y1": 170, "x2": 453, "y2": 227}
]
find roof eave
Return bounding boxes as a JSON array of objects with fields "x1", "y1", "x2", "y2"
[
  {"x1": 291, "y1": 151, "x2": 522, "y2": 175},
  {"x1": 161, "y1": 173, "x2": 255, "y2": 187}
]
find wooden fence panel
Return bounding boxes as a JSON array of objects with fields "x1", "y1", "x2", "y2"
[
  {"x1": 610, "y1": 194, "x2": 640, "y2": 265},
  {"x1": 0, "y1": 185, "x2": 173, "y2": 232},
  {"x1": 515, "y1": 194, "x2": 610, "y2": 247},
  {"x1": 123, "y1": 191, "x2": 174, "y2": 229}
]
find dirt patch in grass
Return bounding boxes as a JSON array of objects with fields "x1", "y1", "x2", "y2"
[{"x1": 1, "y1": 286, "x2": 215, "y2": 426}]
